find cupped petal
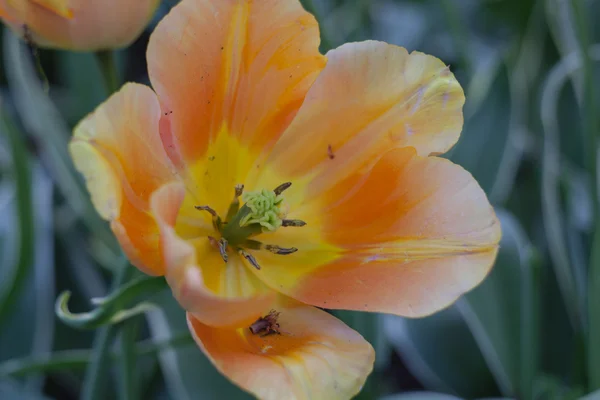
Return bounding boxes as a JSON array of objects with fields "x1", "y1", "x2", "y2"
[
  {"x1": 1, "y1": 0, "x2": 159, "y2": 50},
  {"x1": 252, "y1": 147, "x2": 501, "y2": 317},
  {"x1": 147, "y1": 0, "x2": 325, "y2": 169},
  {"x1": 150, "y1": 183, "x2": 277, "y2": 328},
  {"x1": 261, "y1": 40, "x2": 464, "y2": 194},
  {"x1": 69, "y1": 83, "x2": 177, "y2": 275},
  {"x1": 187, "y1": 297, "x2": 374, "y2": 400}
]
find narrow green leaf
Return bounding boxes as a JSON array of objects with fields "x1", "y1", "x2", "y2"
[
  {"x1": 81, "y1": 263, "x2": 134, "y2": 400},
  {"x1": 147, "y1": 291, "x2": 252, "y2": 400},
  {"x1": 458, "y1": 209, "x2": 538, "y2": 398},
  {"x1": 118, "y1": 317, "x2": 141, "y2": 400},
  {"x1": 95, "y1": 50, "x2": 120, "y2": 95},
  {"x1": 56, "y1": 275, "x2": 167, "y2": 330},
  {"x1": 0, "y1": 333, "x2": 194, "y2": 377},
  {"x1": 384, "y1": 307, "x2": 498, "y2": 398},
  {"x1": 2, "y1": 29, "x2": 119, "y2": 260},
  {"x1": 379, "y1": 393, "x2": 462, "y2": 400},
  {"x1": 0, "y1": 109, "x2": 34, "y2": 327},
  {"x1": 589, "y1": 229, "x2": 600, "y2": 390}
]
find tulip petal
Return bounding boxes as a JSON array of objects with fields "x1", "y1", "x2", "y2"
[
  {"x1": 150, "y1": 183, "x2": 277, "y2": 328},
  {"x1": 263, "y1": 40, "x2": 464, "y2": 193},
  {"x1": 187, "y1": 297, "x2": 374, "y2": 400},
  {"x1": 252, "y1": 147, "x2": 500, "y2": 317},
  {"x1": 147, "y1": 0, "x2": 325, "y2": 169},
  {"x1": 1, "y1": 0, "x2": 158, "y2": 50},
  {"x1": 69, "y1": 83, "x2": 178, "y2": 275}
]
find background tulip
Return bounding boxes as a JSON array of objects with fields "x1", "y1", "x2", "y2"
[{"x1": 0, "y1": 0, "x2": 159, "y2": 50}]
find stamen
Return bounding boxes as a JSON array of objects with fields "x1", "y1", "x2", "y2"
[
  {"x1": 226, "y1": 184, "x2": 245, "y2": 222},
  {"x1": 265, "y1": 245, "x2": 298, "y2": 255},
  {"x1": 273, "y1": 182, "x2": 292, "y2": 195},
  {"x1": 195, "y1": 205, "x2": 222, "y2": 231},
  {"x1": 235, "y1": 184, "x2": 244, "y2": 197},
  {"x1": 217, "y1": 238, "x2": 228, "y2": 262},
  {"x1": 195, "y1": 205, "x2": 217, "y2": 216},
  {"x1": 249, "y1": 310, "x2": 281, "y2": 336},
  {"x1": 238, "y1": 249, "x2": 261, "y2": 270},
  {"x1": 282, "y1": 219, "x2": 306, "y2": 227}
]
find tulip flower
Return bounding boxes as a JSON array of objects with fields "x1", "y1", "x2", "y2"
[
  {"x1": 0, "y1": 0, "x2": 159, "y2": 50},
  {"x1": 69, "y1": 0, "x2": 501, "y2": 398}
]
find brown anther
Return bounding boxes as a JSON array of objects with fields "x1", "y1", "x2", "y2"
[
  {"x1": 249, "y1": 310, "x2": 281, "y2": 336},
  {"x1": 327, "y1": 144, "x2": 335, "y2": 159},
  {"x1": 273, "y1": 182, "x2": 292, "y2": 195},
  {"x1": 265, "y1": 245, "x2": 298, "y2": 255},
  {"x1": 196, "y1": 205, "x2": 222, "y2": 230},
  {"x1": 217, "y1": 238, "x2": 228, "y2": 262},
  {"x1": 282, "y1": 219, "x2": 306, "y2": 227},
  {"x1": 195, "y1": 205, "x2": 217, "y2": 217},
  {"x1": 234, "y1": 184, "x2": 244, "y2": 197},
  {"x1": 239, "y1": 249, "x2": 261, "y2": 270}
]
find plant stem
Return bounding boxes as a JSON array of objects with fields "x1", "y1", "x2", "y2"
[
  {"x1": 569, "y1": 0, "x2": 600, "y2": 390},
  {"x1": 119, "y1": 317, "x2": 140, "y2": 400},
  {"x1": 95, "y1": 50, "x2": 119, "y2": 95},
  {"x1": 81, "y1": 262, "x2": 133, "y2": 400}
]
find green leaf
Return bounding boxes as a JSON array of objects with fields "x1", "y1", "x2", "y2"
[
  {"x1": 384, "y1": 307, "x2": 498, "y2": 398},
  {"x1": 0, "y1": 109, "x2": 34, "y2": 329},
  {"x1": 56, "y1": 275, "x2": 167, "y2": 329},
  {"x1": 0, "y1": 164, "x2": 55, "y2": 395},
  {"x1": 458, "y1": 209, "x2": 537, "y2": 398},
  {"x1": 147, "y1": 291, "x2": 252, "y2": 400},
  {"x1": 332, "y1": 310, "x2": 389, "y2": 399},
  {"x1": 580, "y1": 389, "x2": 600, "y2": 400},
  {"x1": 379, "y1": 392, "x2": 462, "y2": 400},
  {"x1": 450, "y1": 64, "x2": 511, "y2": 194},
  {"x1": 0, "y1": 379, "x2": 51, "y2": 400},
  {"x1": 2, "y1": 29, "x2": 119, "y2": 259}
]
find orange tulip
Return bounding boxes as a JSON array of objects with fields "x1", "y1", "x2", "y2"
[
  {"x1": 69, "y1": 0, "x2": 501, "y2": 398},
  {"x1": 0, "y1": 0, "x2": 159, "y2": 50}
]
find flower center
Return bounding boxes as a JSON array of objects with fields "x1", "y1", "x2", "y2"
[{"x1": 195, "y1": 182, "x2": 306, "y2": 269}]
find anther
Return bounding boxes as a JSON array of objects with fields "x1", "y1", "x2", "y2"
[
  {"x1": 195, "y1": 205, "x2": 222, "y2": 231},
  {"x1": 238, "y1": 249, "x2": 261, "y2": 270},
  {"x1": 282, "y1": 219, "x2": 306, "y2": 227},
  {"x1": 195, "y1": 205, "x2": 217, "y2": 216},
  {"x1": 265, "y1": 245, "x2": 298, "y2": 255},
  {"x1": 249, "y1": 310, "x2": 281, "y2": 336},
  {"x1": 235, "y1": 184, "x2": 244, "y2": 197},
  {"x1": 273, "y1": 182, "x2": 292, "y2": 195},
  {"x1": 217, "y1": 238, "x2": 228, "y2": 262}
]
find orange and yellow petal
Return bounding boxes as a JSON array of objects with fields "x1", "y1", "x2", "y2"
[
  {"x1": 147, "y1": 0, "x2": 325, "y2": 169},
  {"x1": 150, "y1": 183, "x2": 277, "y2": 328},
  {"x1": 1, "y1": 0, "x2": 159, "y2": 50},
  {"x1": 69, "y1": 83, "x2": 178, "y2": 275},
  {"x1": 187, "y1": 297, "x2": 374, "y2": 400},
  {"x1": 262, "y1": 40, "x2": 464, "y2": 194},
  {"x1": 253, "y1": 147, "x2": 500, "y2": 317}
]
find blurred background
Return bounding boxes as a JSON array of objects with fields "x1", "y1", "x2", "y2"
[{"x1": 1, "y1": 0, "x2": 599, "y2": 399}]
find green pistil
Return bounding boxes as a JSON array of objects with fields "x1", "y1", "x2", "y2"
[{"x1": 239, "y1": 189, "x2": 284, "y2": 232}]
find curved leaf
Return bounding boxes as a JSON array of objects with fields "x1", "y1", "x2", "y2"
[{"x1": 56, "y1": 276, "x2": 166, "y2": 329}]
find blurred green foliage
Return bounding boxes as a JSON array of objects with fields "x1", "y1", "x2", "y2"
[{"x1": 0, "y1": 0, "x2": 599, "y2": 399}]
